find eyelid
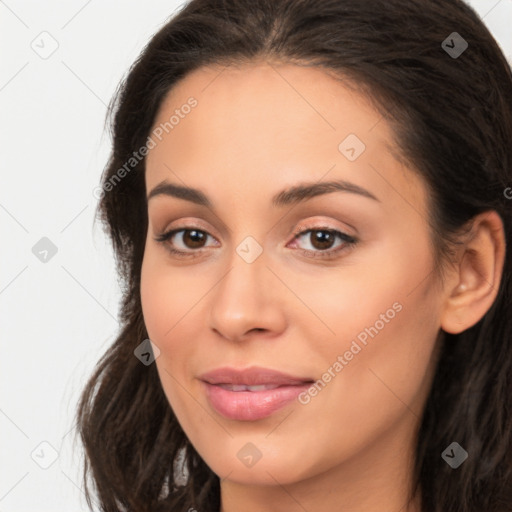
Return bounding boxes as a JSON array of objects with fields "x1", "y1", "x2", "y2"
[
  {"x1": 158, "y1": 217, "x2": 214, "y2": 236},
  {"x1": 154, "y1": 218, "x2": 358, "y2": 259},
  {"x1": 156, "y1": 218, "x2": 353, "y2": 243},
  {"x1": 287, "y1": 224, "x2": 357, "y2": 258},
  {"x1": 289, "y1": 219, "x2": 355, "y2": 239}
]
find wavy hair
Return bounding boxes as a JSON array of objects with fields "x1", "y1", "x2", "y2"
[{"x1": 75, "y1": 0, "x2": 512, "y2": 510}]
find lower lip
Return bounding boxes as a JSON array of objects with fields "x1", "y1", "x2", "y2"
[{"x1": 202, "y1": 381, "x2": 311, "y2": 421}]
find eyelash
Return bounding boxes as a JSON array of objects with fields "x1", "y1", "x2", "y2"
[{"x1": 154, "y1": 224, "x2": 358, "y2": 260}]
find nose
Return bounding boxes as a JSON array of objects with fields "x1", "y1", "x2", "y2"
[{"x1": 208, "y1": 246, "x2": 287, "y2": 342}]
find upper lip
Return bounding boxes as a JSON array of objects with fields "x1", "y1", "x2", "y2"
[{"x1": 199, "y1": 366, "x2": 314, "y2": 386}]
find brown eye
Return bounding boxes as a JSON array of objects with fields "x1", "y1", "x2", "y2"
[
  {"x1": 154, "y1": 225, "x2": 357, "y2": 261},
  {"x1": 308, "y1": 230, "x2": 337, "y2": 250},
  {"x1": 180, "y1": 229, "x2": 207, "y2": 249},
  {"x1": 289, "y1": 226, "x2": 357, "y2": 260},
  {"x1": 154, "y1": 228, "x2": 215, "y2": 254}
]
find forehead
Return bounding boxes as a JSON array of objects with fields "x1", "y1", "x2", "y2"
[
  {"x1": 144, "y1": 60, "x2": 426, "y2": 218},
  {"x1": 149, "y1": 59, "x2": 386, "y2": 147}
]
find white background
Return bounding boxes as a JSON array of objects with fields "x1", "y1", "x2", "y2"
[{"x1": 1, "y1": 0, "x2": 511, "y2": 510}]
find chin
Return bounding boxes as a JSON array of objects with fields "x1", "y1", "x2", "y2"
[{"x1": 194, "y1": 438, "x2": 320, "y2": 486}]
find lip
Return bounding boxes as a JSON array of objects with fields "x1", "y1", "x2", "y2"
[
  {"x1": 199, "y1": 366, "x2": 314, "y2": 386},
  {"x1": 199, "y1": 366, "x2": 314, "y2": 421}
]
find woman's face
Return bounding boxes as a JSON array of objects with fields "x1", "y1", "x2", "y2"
[{"x1": 141, "y1": 60, "x2": 445, "y2": 488}]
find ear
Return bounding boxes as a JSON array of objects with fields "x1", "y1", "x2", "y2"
[{"x1": 440, "y1": 210, "x2": 506, "y2": 334}]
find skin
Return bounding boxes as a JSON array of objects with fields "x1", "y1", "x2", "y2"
[{"x1": 140, "y1": 59, "x2": 505, "y2": 512}]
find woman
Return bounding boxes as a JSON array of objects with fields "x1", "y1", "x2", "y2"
[{"x1": 77, "y1": 0, "x2": 512, "y2": 511}]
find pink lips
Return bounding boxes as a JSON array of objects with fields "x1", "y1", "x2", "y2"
[{"x1": 199, "y1": 366, "x2": 314, "y2": 421}]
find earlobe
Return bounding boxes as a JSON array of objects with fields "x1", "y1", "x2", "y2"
[{"x1": 440, "y1": 211, "x2": 506, "y2": 335}]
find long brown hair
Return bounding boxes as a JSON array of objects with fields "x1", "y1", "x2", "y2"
[{"x1": 76, "y1": 0, "x2": 512, "y2": 510}]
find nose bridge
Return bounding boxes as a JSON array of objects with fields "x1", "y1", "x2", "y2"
[
  {"x1": 215, "y1": 236, "x2": 267, "y2": 314},
  {"x1": 208, "y1": 236, "x2": 283, "y2": 340}
]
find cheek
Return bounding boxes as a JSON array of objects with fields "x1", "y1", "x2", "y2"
[
  {"x1": 297, "y1": 227, "x2": 441, "y2": 402},
  {"x1": 141, "y1": 249, "x2": 182, "y2": 379},
  {"x1": 140, "y1": 246, "x2": 195, "y2": 342},
  {"x1": 140, "y1": 246, "x2": 207, "y2": 403},
  {"x1": 295, "y1": 226, "x2": 437, "y2": 358}
]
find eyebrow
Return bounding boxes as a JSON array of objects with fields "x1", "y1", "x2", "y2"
[{"x1": 147, "y1": 178, "x2": 380, "y2": 207}]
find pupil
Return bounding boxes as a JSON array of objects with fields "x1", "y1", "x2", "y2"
[
  {"x1": 182, "y1": 229, "x2": 335, "y2": 250},
  {"x1": 312, "y1": 230, "x2": 333, "y2": 250},
  {"x1": 185, "y1": 230, "x2": 205, "y2": 248}
]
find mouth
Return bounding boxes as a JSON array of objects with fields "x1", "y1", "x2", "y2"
[
  {"x1": 198, "y1": 366, "x2": 315, "y2": 421},
  {"x1": 199, "y1": 366, "x2": 314, "y2": 386},
  {"x1": 214, "y1": 383, "x2": 285, "y2": 391}
]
